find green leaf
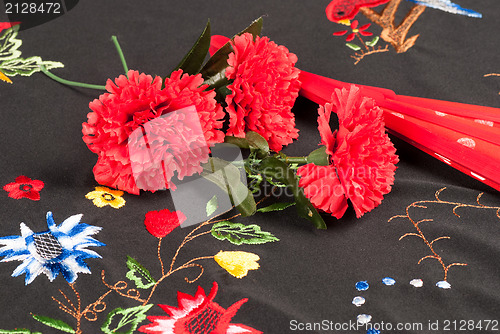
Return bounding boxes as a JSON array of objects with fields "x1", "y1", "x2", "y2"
[
  {"x1": 200, "y1": 17, "x2": 263, "y2": 80},
  {"x1": 257, "y1": 202, "x2": 295, "y2": 213},
  {"x1": 202, "y1": 157, "x2": 256, "y2": 217},
  {"x1": 126, "y1": 256, "x2": 156, "y2": 289},
  {"x1": 223, "y1": 132, "x2": 269, "y2": 158},
  {"x1": 32, "y1": 315, "x2": 75, "y2": 333},
  {"x1": 206, "y1": 195, "x2": 218, "y2": 216},
  {"x1": 0, "y1": 330, "x2": 42, "y2": 334},
  {"x1": 346, "y1": 43, "x2": 361, "y2": 51},
  {"x1": 224, "y1": 136, "x2": 250, "y2": 149},
  {"x1": 211, "y1": 221, "x2": 279, "y2": 245},
  {"x1": 246, "y1": 131, "x2": 269, "y2": 158},
  {"x1": 173, "y1": 20, "x2": 211, "y2": 75},
  {"x1": 101, "y1": 304, "x2": 153, "y2": 334},
  {"x1": 0, "y1": 57, "x2": 64, "y2": 77},
  {"x1": 306, "y1": 146, "x2": 329, "y2": 166},
  {"x1": 0, "y1": 25, "x2": 22, "y2": 62},
  {"x1": 366, "y1": 36, "x2": 379, "y2": 47},
  {"x1": 260, "y1": 157, "x2": 326, "y2": 229}
]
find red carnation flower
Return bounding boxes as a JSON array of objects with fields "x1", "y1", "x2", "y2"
[
  {"x1": 224, "y1": 33, "x2": 301, "y2": 152},
  {"x1": 3, "y1": 176, "x2": 44, "y2": 201},
  {"x1": 82, "y1": 70, "x2": 225, "y2": 195},
  {"x1": 144, "y1": 209, "x2": 187, "y2": 238},
  {"x1": 297, "y1": 85, "x2": 398, "y2": 218}
]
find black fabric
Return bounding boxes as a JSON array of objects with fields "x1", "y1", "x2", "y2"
[{"x1": 0, "y1": 1, "x2": 499, "y2": 333}]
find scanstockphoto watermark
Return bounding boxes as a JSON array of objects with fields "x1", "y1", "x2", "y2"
[
  {"x1": 289, "y1": 319, "x2": 425, "y2": 332},
  {"x1": 290, "y1": 319, "x2": 499, "y2": 332}
]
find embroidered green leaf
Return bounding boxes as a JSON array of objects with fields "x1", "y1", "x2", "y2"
[
  {"x1": 173, "y1": 20, "x2": 211, "y2": 75},
  {"x1": 126, "y1": 256, "x2": 156, "y2": 289},
  {"x1": 206, "y1": 195, "x2": 218, "y2": 217},
  {"x1": 0, "y1": 25, "x2": 22, "y2": 62},
  {"x1": 101, "y1": 304, "x2": 153, "y2": 334},
  {"x1": 32, "y1": 315, "x2": 75, "y2": 333},
  {"x1": 260, "y1": 157, "x2": 326, "y2": 229},
  {"x1": 366, "y1": 36, "x2": 380, "y2": 47},
  {"x1": 211, "y1": 221, "x2": 279, "y2": 245},
  {"x1": 201, "y1": 17, "x2": 263, "y2": 80},
  {"x1": 0, "y1": 330, "x2": 42, "y2": 334},
  {"x1": 257, "y1": 202, "x2": 295, "y2": 213},
  {"x1": 346, "y1": 43, "x2": 361, "y2": 51},
  {"x1": 0, "y1": 56, "x2": 64, "y2": 77}
]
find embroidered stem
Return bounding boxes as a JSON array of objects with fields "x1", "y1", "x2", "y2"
[
  {"x1": 39, "y1": 65, "x2": 106, "y2": 90},
  {"x1": 101, "y1": 270, "x2": 146, "y2": 304},
  {"x1": 111, "y1": 35, "x2": 129, "y2": 75},
  {"x1": 186, "y1": 212, "x2": 242, "y2": 242},
  {"x1": 351, "y1": 44, "x2": 389, "y2": 65},
  {"x1": 356, "y1": 32, "x2": 369, "y2": 51},
  {"x1": 484, "y1": 73, "x2": 500, "y2": 94},
  {"x1": 390, "y1": 187, "x2": 500, "y2": 281},
  {"x1": 157, "y1": 237, "x2": 165, "y2": 277},
  {"x1": 143, "y1": 255, "x2": 215, "y2": 305}
]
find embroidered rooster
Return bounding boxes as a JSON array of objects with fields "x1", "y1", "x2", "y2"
[{"x1": 326, "y1": 0, "x2": 482, "y2": 22}]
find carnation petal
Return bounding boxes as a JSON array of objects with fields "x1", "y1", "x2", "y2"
[{"x1": 225, "y1": 33, "x2": 301, "y2": 151}]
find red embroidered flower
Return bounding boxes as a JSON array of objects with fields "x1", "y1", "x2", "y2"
[
  {"x1": 3, "y1": 176, "x2": 44, "y2": 201},
  {"x1": 333, "y1": 20, "x2": 373, "y2": 42},
  {"x1": 297, "y1": 85, "x2": 398, "y2": 218},
  {"x1": 144, "y1": 209, "x2": 187, "y2": 238},
  {"x1": 139, "y1": 282, "x2": 261, "y2": 334},
  {"x1": 224, "y1": 33, "x2": 301, "y2": 152},
  {"x1": 82, "y1": 70, "x2": 225, "y2": 195}
]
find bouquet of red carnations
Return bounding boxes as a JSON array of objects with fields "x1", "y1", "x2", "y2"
[{"x1": 43, "y1": 17, "x2": 497, "y2": 229}]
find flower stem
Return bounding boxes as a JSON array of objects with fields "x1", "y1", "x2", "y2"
[
  {"x1": 281, "y1": 156, "x2": 308, "y2": 165},
  {"x1": 111, "y1": 35, "x2": 129, "y2": 75},
  {"x1": 157, "y1": 237, "x2": 165, "y2": 277},
  {"x1": 39, "y1": 65, "x2": 106, "y2": 90},
  {"x1": 356, "y1": 32, "x2": 369, "y2": 51}
]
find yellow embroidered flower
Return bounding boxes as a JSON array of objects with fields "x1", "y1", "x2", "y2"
[
  {"x1": 214, "y1": 251, "x2": 260, "y2": 279},
  {"x1": 0, "y1": 70, "x2": 12, "y2": 84},
  {"x1": 85, "y1": 186, "x2": 126, "y2": 209}
]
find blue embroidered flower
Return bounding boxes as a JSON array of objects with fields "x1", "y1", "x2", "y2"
[{"x1": 0, "y1": 212, "x2": 105, "y2": 285}]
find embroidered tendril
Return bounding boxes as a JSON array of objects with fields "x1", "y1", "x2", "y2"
[{"x1": 389, "y1": 187, "x2": 500, "y2": 282}]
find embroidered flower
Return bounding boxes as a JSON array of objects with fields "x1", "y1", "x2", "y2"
[
  {"x1": 85, "y1": 186, "x2": 126, "y2": 209},
  {"x1": 144, "y1": 209, "x2": 187, "y2": 238},
  {"x1": 333, "y1": 20, "x2": 373, "y2": 42},
  {"x1": 139, "y1": 282, "x2": 261, "y2": 334},
  {"x1": 0, "y1": 22, "x2": 20, "y2": 34},
  {"x1": 297, "y1": 85, "x2": 398, "y2": 218},
  {"x1": 214, "y1": 251, "x2": 260, "y2": 279},
  {"x1": 3, "y1": 175, "x2": 44, "y2": 201},
  {"x1": 0, "y1": 212, "x2": 105, "y2": 285},
  {"x1": 224, "y1": 33, "x2": 301, "y2": 152},
  {"x1": 82, "y1": 70, "x2": 225, "y2": 195}
]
